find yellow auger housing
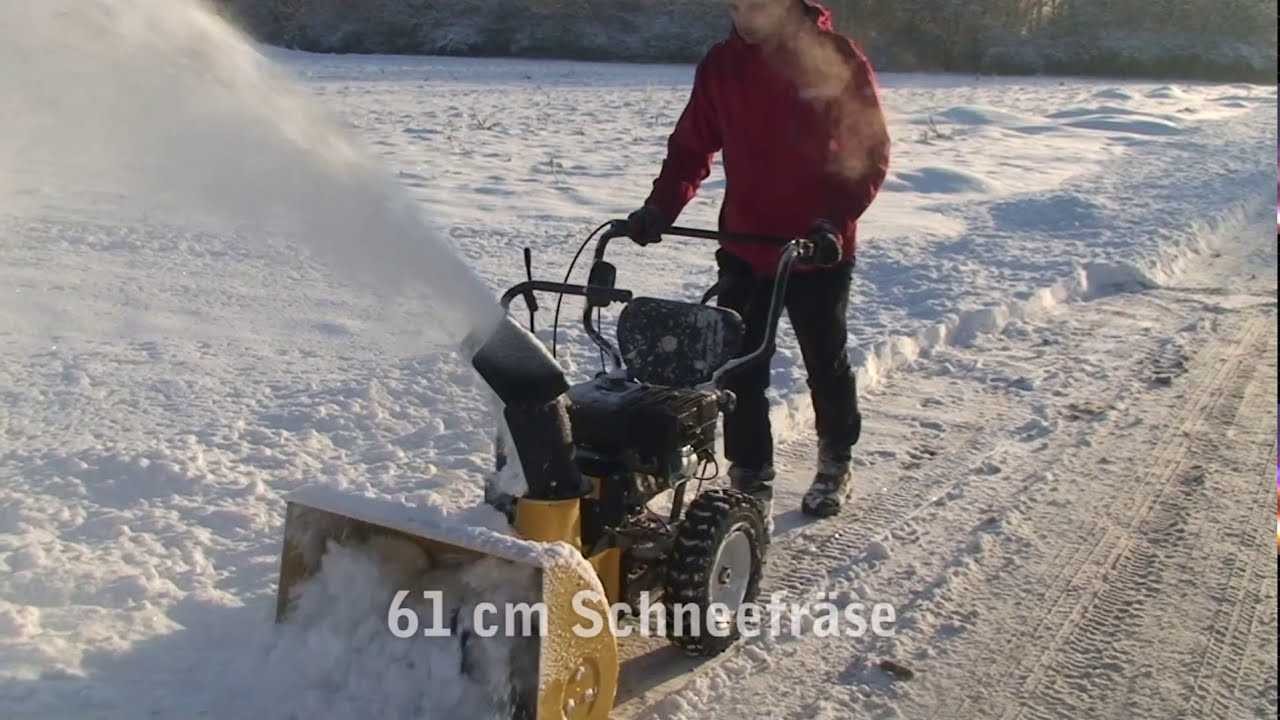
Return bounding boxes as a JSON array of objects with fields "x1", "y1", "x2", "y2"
[{"x1": 275, "y1": 484, "x2": 620, "y2": 720}]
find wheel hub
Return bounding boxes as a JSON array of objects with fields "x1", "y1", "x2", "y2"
[{"x1": 708, "y1": 524, "x2": 752, "y2": 625}]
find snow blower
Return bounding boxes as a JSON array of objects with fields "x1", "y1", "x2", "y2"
[{"x1": 272, "y1": 218, "x2": 831, "y2": 720}]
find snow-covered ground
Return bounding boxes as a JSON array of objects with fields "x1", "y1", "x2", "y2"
[
  {"x1": 1, "y1": 2, "x2": 1276, "y2": 719},
  {"x1": 613, "y1": 219, "x2": 1279, "y2": 720}
]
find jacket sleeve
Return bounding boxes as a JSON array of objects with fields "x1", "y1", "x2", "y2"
[
  {"x1": 820, "y1": 40, "x2": 890, "y2": 233},
  {"x1": 644, "y1": 53, "x2": 723, "y2": 223}
]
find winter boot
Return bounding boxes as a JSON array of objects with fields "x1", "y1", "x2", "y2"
[
  {"x1": 800, "y1": 441, "x2": 852, "y2": 518},
  {"x1": 728, "y1": 464, "x2": 775, "y2": 531}
]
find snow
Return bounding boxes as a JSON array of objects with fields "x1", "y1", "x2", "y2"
[
  {"x1": 0, "y1": 1, "x2": 1276, "y2": 719},
  {"x1": 615, "y1": 228, "x2": 1278, "y2": 720}
]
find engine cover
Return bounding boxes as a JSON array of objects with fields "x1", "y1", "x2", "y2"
[{"x1": 565, "y1": 375, "x2": 718, "y2": 468}]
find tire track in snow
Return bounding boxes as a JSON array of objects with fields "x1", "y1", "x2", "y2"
[
  {"x1": 1181, "y1": 337, "x2": 1278, "y2": 720},
  {"x1": 617, "y1": 231, "x2": 1277, "y2": 718},
  {"x1": 613, "y1": 361, "x2": 1029, "y2": 716},
  {"x1": 651, "y1": 281, "x2": 1271, "y2": 719},
  {"x1": 616, "y1": 290, "x2": 1176, "y2": 720},
  {"x1": 873, "y1": 228, "x2": 1279, "y2": 720},
  {"x1": 920, "y1": 314, "x2": 1268, "y2": 720},
  {"x1": 1008, "y1": 316, "x2": 1266, "y2": 720},
  {"x1": 936, "y1": 314, "x2": 1254, "y2": 717},
  {"x1": 1184, "y1": 527, "x2": 1271, "y2": 719},
  {"x1": 839, "y1": 304, "x2": 1177, "y2": 718},
  {"x1": 613, "y1": 310, "x2": 1129, "y2": 717},
  {"x1": 763, "y1": 434, "x2": 1001, "y2": 601}
]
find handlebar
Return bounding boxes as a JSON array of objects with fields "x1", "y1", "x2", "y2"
[
  {"x1": 498, "y1": 280, "x2": 632, "y2": 312},
  {"x1": 586, "y1": 219, "x2": 818, "y2": 389},
  {"x1": 498, "y1": 219, "x2": 827, "y2": 393},
  {"x1": 593, "y1": 219, "x2": 821, "y2": 268}
]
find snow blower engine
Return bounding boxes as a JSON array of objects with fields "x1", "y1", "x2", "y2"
[{"x1": 272, "y1": 218, "x2": 833, "y2": 720}]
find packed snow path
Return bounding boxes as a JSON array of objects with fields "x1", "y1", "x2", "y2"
[
  {"x1": 1, "y1": 40, "x2": 1276, "y2": 720},
  {"x1": 613, "y1": 214, "x2": 1278, "y2": 720}
]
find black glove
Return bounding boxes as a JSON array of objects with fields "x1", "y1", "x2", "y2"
[
  {"x1": 802, "y1": 219, "x2": 843, "y2": 266},
  {"x1": 625, "y1": 205, "x2": 668, "y2": 246}
]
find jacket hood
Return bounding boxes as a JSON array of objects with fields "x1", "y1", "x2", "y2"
[
  {"x1": 728, "y1": 0, "x2": 835, "y2": 45},
  {"x1": 802, "y1": 1, "x2": 834, "y2": 31}
]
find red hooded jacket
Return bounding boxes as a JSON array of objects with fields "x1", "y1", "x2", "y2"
[{"x1": 644, "y1": 1, "x2": 889, "y2": 277}]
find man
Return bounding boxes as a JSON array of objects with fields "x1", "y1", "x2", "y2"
[{"x1": 624, "y1": 0, "x2": 890, "y2": 518}]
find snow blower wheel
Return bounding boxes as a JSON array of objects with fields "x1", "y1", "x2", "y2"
[{"x1": 663, "y1": 488, "x2": 768, "y2": 656}]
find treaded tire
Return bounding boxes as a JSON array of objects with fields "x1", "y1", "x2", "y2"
[{"x1": 662, "y1": 488, "x2": 769, "y2": 657}]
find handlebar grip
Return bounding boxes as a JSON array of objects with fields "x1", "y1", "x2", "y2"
[
  {"x1": 599, "y1": 218, "x2": 797, "y2": 260},
  {"x1": 662, "y1": 225, "x2": 794, "y2": 246}
]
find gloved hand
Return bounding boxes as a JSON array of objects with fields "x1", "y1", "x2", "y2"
[
  {"x1": 624, "y1": 205, "x2": 668, "y2": 246},
  {"x1": 802, "y1": 219, "x2": 843, "y2": 266}
]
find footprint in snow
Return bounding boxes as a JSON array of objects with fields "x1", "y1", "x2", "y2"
[
  {"x1": 917, "y1": 419, "x2": 947, "y2": 433},
  {"x1": 1148, "y1": 336, "x2": 1188, "y2": 387},
  {"x1": 1014, "y1": 416, "x2": 1055, "y2": 441},
  {"x1": 866, "y1": 449, "x2": 898, "y2": 463},
  {"x1": 1064, "y1": 403, "x2": 1107, "y2": 421},
  {"x1": 975, "y1": 459, "x2": 1003, "y2": 476},
  {"x1": 901, "y1": 444, "x2": 938, "y2": 470},
  {"x1": 312, "y1": 321, "x2": 353, "y2": 336}
]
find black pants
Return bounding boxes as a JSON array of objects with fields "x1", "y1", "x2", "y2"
[{"x1": 714, "y1": 248, "x2": 861, "y2": 473}]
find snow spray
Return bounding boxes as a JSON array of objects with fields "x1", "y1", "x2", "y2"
[
  {"x1": 0, "y1": 0, "x2": 503, "y2": 348},
  {"x1": 0, "y1": 6, "x2": 533, "y2": 715}
]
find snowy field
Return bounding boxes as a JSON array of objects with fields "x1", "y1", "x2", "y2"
[{"x1": 1, "y1": 3, "x2": 1277, "y2": 719}]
